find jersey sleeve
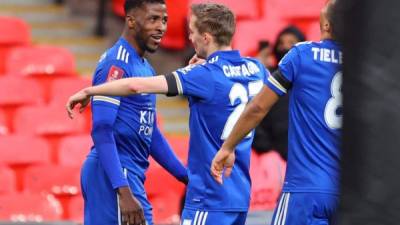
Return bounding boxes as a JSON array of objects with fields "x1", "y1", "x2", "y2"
[
  {"x1": 92, "y1": 60, "x2": 128, "y2": 108},
  {"x1": 90, "y1": 59, "x2": 130, "y2": 189},
  {"x1": 266, "y1": 47, "x2": 300, "y2": 96},
  {"x1": 168, "y1": 64, "x2": 215, "y2": 101}
]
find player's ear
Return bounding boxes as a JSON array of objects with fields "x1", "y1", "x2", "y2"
[
  {"x1": 126, "y1": 15, "x2": 136, "y2": 29},
  {"x1": 203, "y1": 32, "x2": 213, "y2": 45}
]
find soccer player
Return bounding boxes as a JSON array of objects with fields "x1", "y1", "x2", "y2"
[
  {"x1": 211, "y1": 1, "x2": 341, "y2": 225},
  {"x1": 72, "y1": 1, "x2": 188, "y2": 225},
  {"x1": 66, "y1": 3, "x2": 268, "y2": 225}
]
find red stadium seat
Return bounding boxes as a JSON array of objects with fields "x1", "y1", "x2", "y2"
[
  {"x1": 0, "y1": 135, "x2": 51, "y2": 166},
  {"x1": 0, "y1": 193, "x2": 63, "y2": 222},
  {"x1": 0, "y1": 165, "x2": 16, "y2": 194},
  {"x1": 267, "y1": 0, "x2": 325, "y2": 20},
  {"x1": 68, "y1": 195, "x2": 83, "y2": 223},
  {"x1": 0, "y1": 16, "x2": 30, "y2": 46},
  {"x1": 307, "y1": 21, "x2": 321, "y2": 41},
  {"x1": 250, "y1": 151, "x2": 286, "y2": 210},
  {"x1": 160, "y1": 0, "x2": 189, "y2": 50},
  {"x1": 164, "y1": 134, "x2": 189, "y2": 163},
  {"x1": 6, "y1": 45, "x2": 76, "y2": 78},
  {"x1": 0, "y1": 76, "x2": 44, "y2": 107},
  {"x1": 0, "y1": 110, "x2": 9, "y2": 136},
  {"x1": 23, "y1": 165, "x2": 81, "y2": 196},
  {"x1": 233, "y1": 19, "x2": 288, "y2": 55},
  {"x1": 59, "y1": 135, "x2": 92, "y2": 167},
  {"x1": 14, "y1": 106, "x2": 87, "y2": 163},
  {"x1": 145, "y1": 164, "x2": 185, "y2": 225},
  {"x1": 190, "y1": 0, "x2": 262, "y2": 20},
  {"x1": 49, "y1": 77, "x2": 92, "y2": 106},
  {"x1": 49, "y1": 77, "x2": 93, "y2": 131},
  {"x1": 14, "y1": 105, "x2": 87, "y2": 136},
  {"x1": 0, "y1": 16, "x2": 31, "y2": 74},
  {"x1": 112, "y1": 0, "x2": 125, "y2": 17},
  {"x1": 23, "y1": 165, "x2": 81, "y2": 220}
]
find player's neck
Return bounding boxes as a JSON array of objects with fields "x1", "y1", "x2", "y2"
[
  {"x1": 121, "y1": 32, "x2": 145, "y2": 57},
  {"x1": 321, "y1": 32, "x2": 334, "y2": 41},
  {"x1": 206, "y1": 45, "x2": 232, "y2": 58}
]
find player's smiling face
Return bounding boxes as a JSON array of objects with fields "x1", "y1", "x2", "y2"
[
  {"x1": 132, "y1": 3, "x2": 168, "y2": 53},
  {"x1": 188, "y1": 14, "x2": 207, "y2": 59}
]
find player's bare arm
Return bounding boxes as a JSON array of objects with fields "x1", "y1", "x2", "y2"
[
  {"x1": 211, "y1": 85, "x2": 279, "y2": 184},
  {"x1": 66, "y1": 75, "x2": 168, "y2": 118}
]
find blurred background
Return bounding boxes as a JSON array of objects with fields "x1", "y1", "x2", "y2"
[{"x1": 0, "y1": 0, "x2": 324, "y2": 224}]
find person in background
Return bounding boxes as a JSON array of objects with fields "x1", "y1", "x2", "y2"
[
  {"x1": 252, "y1": 26, "x2": 306, "y2": 160},
  {"x1": 256, "y1": 40, "x2": 275, "y2": 71}
]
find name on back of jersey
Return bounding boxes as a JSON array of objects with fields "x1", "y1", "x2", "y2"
[
  {"x1": 311, "y1": 47, "x2": 343, "y2": 64},
  {"x1": 222, "y1": 61, "x2": 260, "y2": 77},
  {"x1": 139, "y1": 110, "x2": 154, "y2": 136}
]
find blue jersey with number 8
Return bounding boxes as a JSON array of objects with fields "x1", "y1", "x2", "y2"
[
  {"x1": 266, "y1": 40, "x2": 342, "y2": 194},
  {"x1": 171, "y1": 50, "x2": 268, "y2": 211}
]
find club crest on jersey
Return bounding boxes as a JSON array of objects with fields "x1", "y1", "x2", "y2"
[{"x1": 107, "y1": 65, "x2": 124, "y2": 82}]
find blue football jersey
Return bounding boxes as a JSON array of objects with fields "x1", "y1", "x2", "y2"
[
  {"x1": 266, "y1": 40, "x2": 342, "y2": 194},
  {"x1": 90, "y1": 38, "x2": 157, "y2": 181},
  {"x1": 172, "y1": 50, "x2": 268, "y2": 211}
]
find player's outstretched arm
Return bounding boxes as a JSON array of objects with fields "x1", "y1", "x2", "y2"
[
  {"x1": 66, "y1": 76, "x2": 168, "y2": 118},
  {"x1": 211, "y1": 85, "x2": 279, "y2": 184},
  {"x1": 150, "y1": 123, "x2": 188, "y2": 185}
]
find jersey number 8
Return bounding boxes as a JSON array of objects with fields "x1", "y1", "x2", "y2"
[{"x1": 324, "y1": 71, "x2": 343, "y2": 129}]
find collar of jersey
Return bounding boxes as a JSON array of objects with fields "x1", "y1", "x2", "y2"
[
  {"x1": 118, "y1": 37, "x2": 144, "y2": 63},
  {"x1": 207, "y1": 50, "x2": 241, "y2": 61}
]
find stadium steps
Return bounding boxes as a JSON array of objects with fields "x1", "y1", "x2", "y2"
[
  {"x1": 0, "y1": 1, "x2": 106, "y2": 76},
  {"x1": 0, "y1": 1, "x2": 189, "y2": 135}
]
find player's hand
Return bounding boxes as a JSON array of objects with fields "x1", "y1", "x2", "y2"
[
  {"x1": 188, "y1": 54, "x2": 205, "y2": 65},
  {"x1": 65, "y1": 89, "x2": 90, "y2": 119},
  {"x1": 118, "y1": 187, "x2": 146, "y2": 225},
  {"x1": 210, "y1": 147, "x2": 236, "y2": 184}
]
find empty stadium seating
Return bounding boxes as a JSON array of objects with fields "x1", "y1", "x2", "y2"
[
  {"x1": 190, "y1": 0, "x2": 263, "y2": 20},
  {"x1": 0, "y1": 193, "x2": 63, "y2": 222},
  {"x1": 0, "y1": 76, "x2": 44, "y2": 107},
  {"x1": 234, "y1": 19, "x2": 288, "y2": 55},
  {"x1": 0, "y1": 110, "x2": 9, "y2": 136},
  {"x1": 0, "y1": 135, "x2": 51, "y2": 166},
  {"x1": 13, "y1": 105, "x2": 86, "y2": 136},
  {"x1": 112, "y1": 0, "x2": 125, "y2": 18},
  {"x1": 58, "y1": 135, "x2": 92, "y2": 167},
  {"x1": 164, "y1": 134, "x2": 189, "y2": 163},
  {"x1": 160, "y1": 0, "x2": 189, "y2": 50},
  {"x1": 6, "y1": 45, "x2": 76, "y2": 78},
  {"x1": 249, "y1": 150, "x2": 286, "y2": 210},
  {"x1": 307, "y1": 21, "x2": 321, "y2": 41},
  {"x1": 0, "y1": 165, "x2": 16, "y2": 194},
  {"x1": 49, "y1": 77, "x2": 92, "y2": 106},
  {"x1": 23, "y1": 165, "x2": 81, "y2": 196},
  {"x1": 145, "y1": 164, "x2": 185, "y2": 224},
  {"x1": 0, "y1": 16, "x2": 31, "y2": 74},
  {"x1": 267, "y1": 0, "x2": 325, "y2": 20},
  {"x1": 68, "y1": 196, "x2": 83, "y2": 223}
]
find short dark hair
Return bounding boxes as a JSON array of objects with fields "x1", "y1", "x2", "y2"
[
  {"x1": 258, "y1": 40, "x2": 270, "y2": 52},
  {"x1": 124, "y1": 0, "x2": 165, "y2": 15},
  {"x1": 191, "y1": 3, "x2": 236, "y2": 46}
]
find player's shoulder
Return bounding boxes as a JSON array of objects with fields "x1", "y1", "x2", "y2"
[
  {"x1": 175, "y1": 62, "x2": 210, "y2": 76},
  {"x1": 98, "y1": 42, "x2": 131, "y2": 67},
  {"x1": 293, "y1": 41, "x2": 318, "y2": 52}
]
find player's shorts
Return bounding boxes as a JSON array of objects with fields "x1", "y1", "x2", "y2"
[
  {"x1": 81, "y1": 156, "x2": 153, "y2": 225},
  {"x1": 270, "y1": 192, "x2": 338, "y2": 225},
  {"x1": 180, "y1": 208, "x2": 247, "y2": 225}
]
